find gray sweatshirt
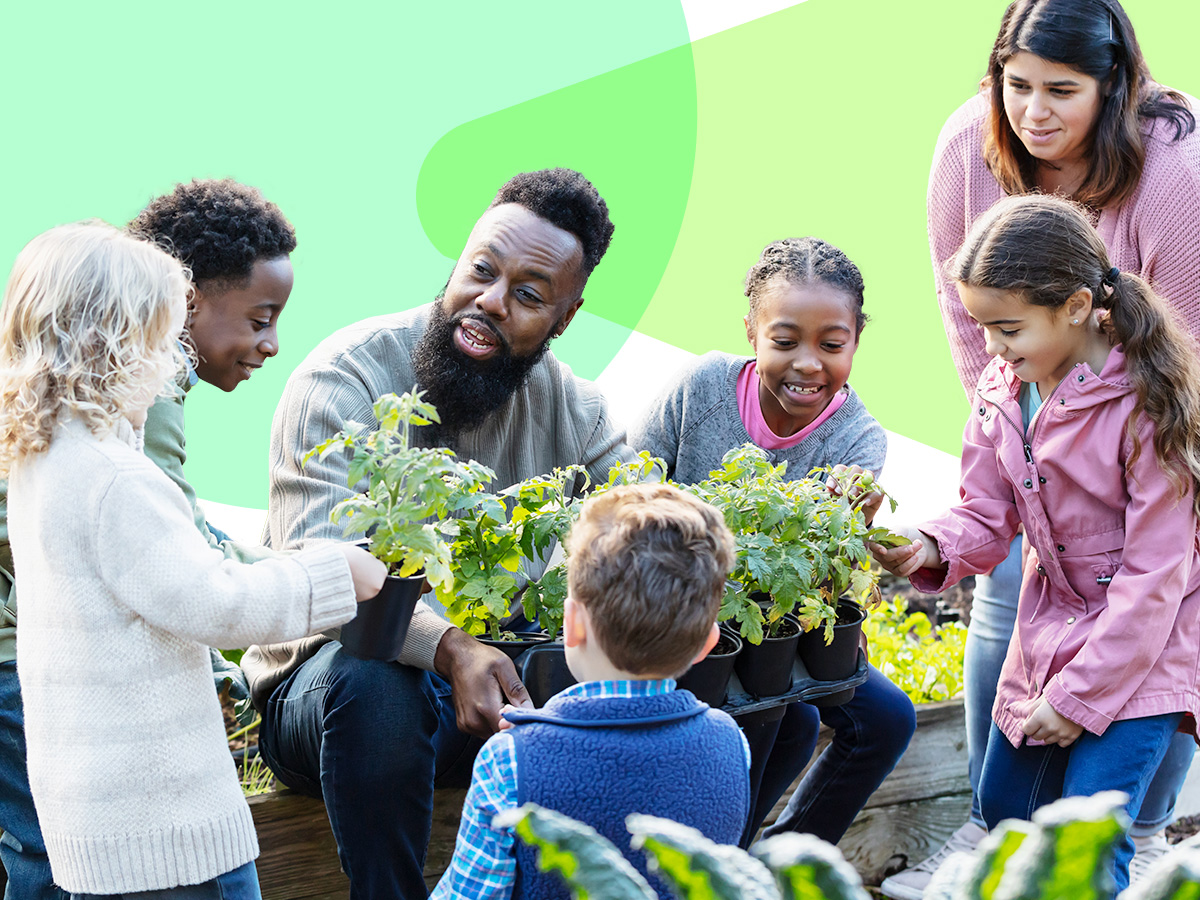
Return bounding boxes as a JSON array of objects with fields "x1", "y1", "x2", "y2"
[{"x1": 628, "y1": 352, "x2": 886, "y2": 484}]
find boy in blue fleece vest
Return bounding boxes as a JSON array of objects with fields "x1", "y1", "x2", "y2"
[{"x1": 432, "y1": 483, "x2": 751, "y2": 900}]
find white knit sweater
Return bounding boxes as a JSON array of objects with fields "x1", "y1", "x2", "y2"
[{"x1": 7, "y1": 415, "x2": 357, "y2": 894}]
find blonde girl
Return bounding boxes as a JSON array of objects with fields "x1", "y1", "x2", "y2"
[
  {"x1": 0, "y1": 222, "x2": 382, "y2": 899},
  {"x1": 874, "y1": 194, "x2": 1200, "y2": 892}
]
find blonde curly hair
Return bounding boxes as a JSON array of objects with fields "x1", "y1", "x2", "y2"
[{"x1": 0, "y1": 221, "x2": 190, "y2": 475}]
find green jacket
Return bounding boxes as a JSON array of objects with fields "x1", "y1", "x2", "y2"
[{"x1": 0, "y1": 373, "x2": 278, "y2": 664}]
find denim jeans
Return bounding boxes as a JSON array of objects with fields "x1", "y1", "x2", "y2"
[
  {"x1": 964, "y1": 537, "x2": 1194, "y2": 833},
  {"x1": 72, "y1": 862, "x2": 260, "y2": 900},
  {"x1": 751, "y1": 665, "x2": 917, "y2": 845},
  {"x1": 978, "y1": 715, "x2": 1182, "y2": 893},
  {"x1": 0, "y1": 661, "x2": 67, "y2": 900},
  {"x1": 257, "y1": 642, "x2": 479, "y2": 900}
]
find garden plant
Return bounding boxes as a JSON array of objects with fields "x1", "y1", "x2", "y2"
[{"x1": 501, "y1": 793, "x2": 1200, "y2": 900}]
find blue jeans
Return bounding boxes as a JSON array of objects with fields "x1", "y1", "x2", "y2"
[
  {"x1": 257, "y1": 642, "x2": 479, "y2": 900},
  {"x1": 752, "y1": 666, "x2": 917, "y2": 845},
  {"x1": 978, "y1": 715, "x2": 1182, "y2": 893},
  {"x1": 0, "y1": 661, "x2": 67, "y2": 900},
  {"x1": 72, "y1": 862, "x2": 260, "y2": 900},
  {"x1": 965, "y1": 537, "x2": 1194, "y2": 833}
]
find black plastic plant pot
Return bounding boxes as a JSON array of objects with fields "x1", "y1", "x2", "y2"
[
  {"x1": 734, "y1": 613, "x2": 802, "y2": 699},
  {"x1": 796, "y1": 601, "x2": 867, "y2": 682},
  {"x1": 677, "y1": 630, "x2": 743, "y2": 708},
  {"x1": 519, "y1": 642, "x2": 577, "y2": 707},
  {"x1": 339, "y1": 571, "x2": 425, "y2": 660},
  {"x1": 480, "y1": 631, "x2": 553, "y2": 662}
]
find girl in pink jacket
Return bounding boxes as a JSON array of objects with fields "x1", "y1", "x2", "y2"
[{"x1": 874, "y1": 194, "x2": 1200, "y2": 892}]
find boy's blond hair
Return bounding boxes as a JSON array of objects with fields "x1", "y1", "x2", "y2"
[
  {"x1": 0, "y1": 222, "x2": 190, "y2": 475},
  {"x1": 566, "y1": 483, "x2": 735, "y2": 677}
]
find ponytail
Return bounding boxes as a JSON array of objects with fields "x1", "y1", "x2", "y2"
[
  {"x1": 949, "y1": 194, "x2": 1200, "y2": 513},
  {"x1": 1099, "y1": 270, "x2": 1200, "y2": 509}
]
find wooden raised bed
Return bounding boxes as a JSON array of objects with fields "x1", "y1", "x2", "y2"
[{"x1": 248, "y1": 786, "x2": 466, "y2": 899}]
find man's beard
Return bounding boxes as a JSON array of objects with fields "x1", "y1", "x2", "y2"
[{"x1": 411, "y1": 295, "x2": 557, "y2": 446}]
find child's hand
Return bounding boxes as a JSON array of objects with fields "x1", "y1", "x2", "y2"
[
  {"x1": 497, "y1": 703, "x2": 522, "y2": 730},
  {"x1": 339, "y1": 545, "x2": 387, "y2": 602},
  {"x1": 825, "y1": 464, "x2": 884, "y2": 524},
  {"x1": 1023, "y1": 698, "x2": 1083, "y2": 747},
  {"x1": 868, "y1": 526, "x2": 940, "y2": 578}
]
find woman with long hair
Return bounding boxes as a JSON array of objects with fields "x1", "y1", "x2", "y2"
[{"x1": 882, "y1": 2, "x2": 1200, "y2": 897}]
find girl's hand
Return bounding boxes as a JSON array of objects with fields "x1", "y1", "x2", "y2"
[
  {"x1": 339, "y1": 544, "x2": 387, "y2": 602},
  {"x1": 1023, "y1": 699, "x2": 1083, "y2": 747},
  {"x1": 868, "y1": 526, "x2": 941, "y2": 578},
  {"x1": 825, "y1": 464, "x2": 884, "y2": 525}
]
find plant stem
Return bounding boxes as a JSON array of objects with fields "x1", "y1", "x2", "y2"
[
  {"x1": 227, "y1": 717, "x2": 262, "y2": 744},
  {"x1": 490, "y1": 618, "x2": 501, "y2": 642}
]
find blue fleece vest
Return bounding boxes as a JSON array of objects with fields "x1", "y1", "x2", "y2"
[{"x1": 507, "y1": 688, "x2": 750, "y2": 900}]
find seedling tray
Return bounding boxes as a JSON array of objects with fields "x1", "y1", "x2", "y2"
[
  {"x1": 518, "y1": 643, "x2": 868, "y2": 712},
  {"x1": 722, "y1": 648, "x2": 869, "y2": 718}
]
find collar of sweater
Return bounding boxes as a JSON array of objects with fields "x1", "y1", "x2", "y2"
[{"x1": 58, "y1": 409, "x2": 141, "y2": 450}]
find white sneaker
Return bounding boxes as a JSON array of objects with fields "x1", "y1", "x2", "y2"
[
  {"x1": 878, "y1": 822, "x2": 988, "y2": 900},
  {"x1": 1128, "y1": 830, "x2": 1172, "y2": 885}
]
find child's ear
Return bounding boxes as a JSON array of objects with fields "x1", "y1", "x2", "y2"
[
  {"x1": 563, "y1": 597, "x2": 588, "y2": 649},
  {"x1": 691, "y1": 623, "x2": 721, "y2": 664},
  {"x1": 1065, "y1": 287, "x2": 1094, "y2": 323},
  {"x1": 744, "y1": 314, "x2": 756, "y2": 350}
]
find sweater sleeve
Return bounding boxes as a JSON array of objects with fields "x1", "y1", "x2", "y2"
[
  {"x1": 1043, "y1": 416, "x2": 1199, "y2": 734},
  {"x1": 94, "y1": 464, "x2": 356, "y2": 649},
  {"x1": 577, "y1": 385, "x2": 638, "y2": 488},
  {"x1": 911, "y1": 406, "x2": 1023, "y2": 593},
  {"x1": 928, "y1": 97, "x2": 994, "y2": 398}
]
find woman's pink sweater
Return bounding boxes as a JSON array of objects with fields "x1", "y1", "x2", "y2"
[{"x1": 928, "y1": 91, "x2": 1200, "y2": 398}]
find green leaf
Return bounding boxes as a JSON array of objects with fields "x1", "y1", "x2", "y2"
[
  {"x1": 497, "y1": 804, "x2": 657, "y2": 900},
  {"x1": 752, "y1": 832, "x2": 871, "y2": 900},
  {"x1": 627, "y1": 814, "x2": 780, "y2": 900}
]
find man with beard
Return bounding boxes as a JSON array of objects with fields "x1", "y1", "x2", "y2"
[{"x1": 241, "y1": 169, "x2": 632, "y2": 897}]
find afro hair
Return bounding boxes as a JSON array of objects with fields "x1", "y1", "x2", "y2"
[
  {"x1": 128, "y1": 178, "x2": 296, "y2": 288},
  {"x1": 489, "y1": 169, "x2": 614, "y2": 278}
]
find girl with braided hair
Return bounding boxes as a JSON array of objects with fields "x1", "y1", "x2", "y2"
[{"x1": 630, "y1": 235, "x2": 917, "y2": 849}]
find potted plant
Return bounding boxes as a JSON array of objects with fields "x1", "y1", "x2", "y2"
[
  {"x1": 304, "y1": 389, "x2": 495, "y2": 660},
  {"x1": 684, "y1": 446, "x2": 903, "y2": 694}
]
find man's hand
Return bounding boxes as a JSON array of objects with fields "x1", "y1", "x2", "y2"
[
  {"x1": 868, "y1": 526, "x2": 943, "y2": 578},
  {"x1": 1023, "y1": 698, "x2": 1083, "y2": 747},
  {"x1": 434, "y1": 627, "x2": 533, "y2": 738}
]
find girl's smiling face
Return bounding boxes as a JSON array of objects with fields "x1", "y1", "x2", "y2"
[
  {"x1": 745, "y1": 278, "x2": 860, "y2": 436},
  {"x1": 958, "y1": 283, "x2": 1095, "y2": 396}
]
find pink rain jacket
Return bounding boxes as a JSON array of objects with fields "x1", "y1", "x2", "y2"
[{"x1": 913, "y1": 346, "x2": 1200, "y2": 747}]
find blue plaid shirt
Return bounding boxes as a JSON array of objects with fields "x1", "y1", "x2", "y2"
[{"x1": 430, "y1": 679, "x2": 751, "y2": 900}]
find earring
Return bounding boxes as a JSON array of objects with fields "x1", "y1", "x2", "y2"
[{"x1": 1072, "y1": 319, "x2": 1079, "y2": 325}]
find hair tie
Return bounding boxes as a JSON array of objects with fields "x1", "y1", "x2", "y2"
[{"x1": 1107, "y1": 266, "x2": 1120, "y2": 283}]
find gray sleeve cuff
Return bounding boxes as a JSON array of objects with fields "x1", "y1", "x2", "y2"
[{"x1": 397, "y1": 605, "x2": 455, "y2": 670}]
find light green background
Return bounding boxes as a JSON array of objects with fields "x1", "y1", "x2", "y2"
[{"x1": 2, "y1": 0, "x2": 1198, "y2": 507}]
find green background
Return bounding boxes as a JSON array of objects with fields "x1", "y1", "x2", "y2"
[{"x1": 2, "y1": 0, "x2": 1198, "y2": 508}]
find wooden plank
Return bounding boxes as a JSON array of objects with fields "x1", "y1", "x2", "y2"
[
  {"x1": 249, "y1": 786, "x2": 467, "y2": 898},
  {"x1": 248, "y1": 790, "x2": 348, "y2": 900},
  {"x1": 840, "y1": 794, "x2": 974, "y2": 884}
]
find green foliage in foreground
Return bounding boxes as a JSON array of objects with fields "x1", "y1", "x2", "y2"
[
  {"x1": 503, "y1": 794, "x2": 1200, "y2": 900},
  {"x1": 863, "y1": 597, "x2": 967, "y2": 704}
]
